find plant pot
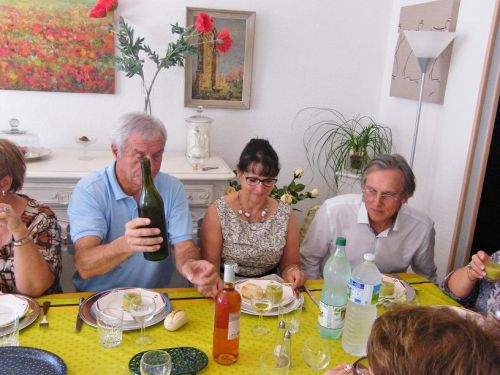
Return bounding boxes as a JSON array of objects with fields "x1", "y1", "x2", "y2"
[{"x1": 350, "y1": 154, "x2": 364, "y2": 170}]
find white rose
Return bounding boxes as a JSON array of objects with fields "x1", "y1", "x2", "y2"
[
  {"x1": 309, "y1": 188, "x2": 320, "y2": 198},
  {"x1": 280, "y1": 193, "x2": 293, "y2": 204},
  {"x1": 294, "y1": 168, "x2": 304, "y2": 178}
]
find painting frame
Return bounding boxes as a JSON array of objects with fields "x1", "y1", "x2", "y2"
[{"x1": 184, "y1": 7, "x2": 255, "y2": 110}]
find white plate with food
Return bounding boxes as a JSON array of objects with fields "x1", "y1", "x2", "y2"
[
  {"x1": 0, "y1": 294, "x2": 30, "y2": 324},
  {"x1": 96, "y1": 288, "x2": 165, "y2": 322},
  {"x1": 235, "y1": 279, "x2": 295, "y2": 308}
]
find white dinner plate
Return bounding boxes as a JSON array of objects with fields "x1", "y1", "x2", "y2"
[
  {"x1": 380, "y1": 275, "x2": 406, "y2": 299},
  {"x1": 0, "y1": 295, "x2": 29, "y2": 325},
  {"x1": 235, "y1": 279, "x2": 295, "y2": 308},
  {"x1": 96, "y1": 288, "x2": 165, "y2": 322}
]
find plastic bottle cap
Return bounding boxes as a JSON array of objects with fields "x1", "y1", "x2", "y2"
[
  {"x1": 335, "y1": 237, "x2": 346, "y2": 246},
  {"x1": 364, "y1": 253, "x2": 375, "y2": 262}
]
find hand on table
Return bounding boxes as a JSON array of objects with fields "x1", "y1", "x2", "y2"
[
  {"x1": 285, "y1": 268, "x2": 305, "y2": 289},
  {"x1": 324, "y1": 363, "x2": 354, "y2": 375},
  {"x1": 182, "y1": 259, "x2": 221, "y2": 298}
]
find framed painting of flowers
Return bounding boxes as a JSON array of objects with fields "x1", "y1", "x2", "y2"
[
  {"x1": 0, "y1": 0, "x2": 115, "y2": 93},
  {"x1": 184, "y1": 8, "x2": 255, "y2": 110}
]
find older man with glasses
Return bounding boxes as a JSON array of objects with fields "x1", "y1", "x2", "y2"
[{"x1": 300, "y1": 154, "x2": 436, "y2": 281}]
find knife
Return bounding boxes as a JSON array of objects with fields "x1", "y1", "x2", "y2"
[
  {"x1": 303, "y1": 285, "x2": 320, "y2": 306},
  {"x1": 75, "y1": 297, "x2": 84, "y2": 333}
]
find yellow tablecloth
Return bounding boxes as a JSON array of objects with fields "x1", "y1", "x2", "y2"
[{"x1": 18, "y1": 274, "x2": 458, "y2": 374}]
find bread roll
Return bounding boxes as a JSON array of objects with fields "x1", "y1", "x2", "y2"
[{"x1": 241, "y1": 283, "x2": 264, "y2": 300}]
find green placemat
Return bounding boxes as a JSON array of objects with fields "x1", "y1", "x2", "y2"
[{"x1": 129, "y1": 347, "x2": 208, "y2": 375}]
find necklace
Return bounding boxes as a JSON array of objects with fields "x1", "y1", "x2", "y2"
[{"x1": 237, "y1": 192, "x2": 269, "y2": 230}]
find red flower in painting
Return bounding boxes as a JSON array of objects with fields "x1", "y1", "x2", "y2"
[
  {"x1": 89, "y1": 0, "x2": 118, "y2": 18},
  {"x1": 216, "y1": 28, "x2": 232, "y2": 53},
  {"x1": 88, "y1": 4, "x2": 107, "y2": 18},
  {"x1": 196, "y1": 13, "x2": 214, "y2": 33}
]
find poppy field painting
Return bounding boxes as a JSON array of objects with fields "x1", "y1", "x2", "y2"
[{"x1": 0, "y1": 0, "x2": 115, "y2": 93}]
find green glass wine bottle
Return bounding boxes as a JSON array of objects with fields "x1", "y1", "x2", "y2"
[{"x1": 137, "y1": 158, "x2": 169, "y2": 261}]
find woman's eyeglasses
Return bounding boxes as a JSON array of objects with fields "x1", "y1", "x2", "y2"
[{"x1": 244, "y1": 175, "x2": 277, "y2": 187}]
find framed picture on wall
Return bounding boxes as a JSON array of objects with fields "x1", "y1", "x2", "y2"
[{"x1": 184, "y1": 8, "x2": 255, "y2": 109}]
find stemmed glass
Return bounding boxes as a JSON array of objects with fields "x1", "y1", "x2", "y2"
[
  {"x1": 251, "y1": 295, "x2": 272, "y2": 336},
  {"x1": 302, "y1": 336, "x2": 331, "y2": 373},
  {"x1": 74, "y1": 136, "x2": 96, "y2": 160},
  {"x1": 130, "y1": 296, "x2": 156, "y2": 346}
]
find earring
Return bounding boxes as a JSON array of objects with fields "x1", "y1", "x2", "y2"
[{"x1": 1, "y1": 191, "x2": 4, "y2": 197}]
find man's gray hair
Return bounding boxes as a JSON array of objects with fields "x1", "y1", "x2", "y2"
[
  {"x1": 361, "y1": 154, "x2": 416, "y2": 197},
  {"x1": 111, "y1": 112, "x2": 167, "y2": 154}
]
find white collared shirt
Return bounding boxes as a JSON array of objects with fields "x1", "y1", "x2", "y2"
[{"x1": 300, "y1": 194, "x2": 437, "y2": 281}]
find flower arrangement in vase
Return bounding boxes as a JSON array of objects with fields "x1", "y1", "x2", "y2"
[{"x1": 89, "y1": 0, "x2": 232, "y2": 114}]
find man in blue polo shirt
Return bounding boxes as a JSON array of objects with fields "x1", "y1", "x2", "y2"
[{"x1": 68, "y1": 113, "x2": 219, "y2": 296}]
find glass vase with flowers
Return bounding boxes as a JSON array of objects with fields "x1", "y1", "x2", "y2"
[{"x1": 88, "y1": 0, "x2": 232, "y2": 114}]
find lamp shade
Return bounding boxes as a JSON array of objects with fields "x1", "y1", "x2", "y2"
[{"x1": 404, "y1": 31, "x2": 456, "y2": 58}]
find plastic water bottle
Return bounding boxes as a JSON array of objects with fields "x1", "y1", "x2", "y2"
[
  {"x1": 318, "y1": 237, "x2": 351, "y2": 339},
  {"x1": 341, "y1": 253, "x2": 381, "y2": 356}
]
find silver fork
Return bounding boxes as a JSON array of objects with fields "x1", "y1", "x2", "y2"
[{"x1": 39, "y1": 301, "x2": 51, "y2": 327}]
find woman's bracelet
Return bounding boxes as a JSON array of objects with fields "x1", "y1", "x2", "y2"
[{"x1": 12, "y1": 232, "x2": 34, "y2": 247}]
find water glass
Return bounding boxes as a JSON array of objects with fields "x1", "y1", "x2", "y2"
[
  {"x1": 302, "y1": 336, "x2": 331, "y2": 373},
  {"x1": 96, "y1": 308, "x2": 123, "y2": 348},
  {"x1": 0, "y1": 305, "x2": 19, "y2": 347},
  {"x1": 140, "y1": 350, "x2": 172, "y2": 375},
  {"x1": 278, "y1": 300, "x2": 302, "y2": 334},
  {"x1": 259, "y1": 352, "x2": 290, "y2": 375}
]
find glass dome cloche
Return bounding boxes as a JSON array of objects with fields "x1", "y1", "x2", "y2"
[
  {"x1": 0, "y1": 118, "x2": 41, "y2": 158},
  {"x1": 185, "y1": 106, "x2": 212, "y2": 170}
]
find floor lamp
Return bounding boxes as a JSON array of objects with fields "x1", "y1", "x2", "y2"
[{"x1": 404, "y1": 30, "x2": 456, "y2": 168}]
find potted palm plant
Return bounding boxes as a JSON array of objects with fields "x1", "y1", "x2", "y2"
[{"x1": 299, "y1": 107, "x2": 392, "y2": 189}]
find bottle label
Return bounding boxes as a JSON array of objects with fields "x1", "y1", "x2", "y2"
[
  {"x1": 318, "y1": 301, "x2": 346, "y2": 329},
  {"x1": 348, "y1": 279, "x2": 381, "y2": 305},
  {"x1": 227, "y1": 312, "x2": 240, "y2": 340}
]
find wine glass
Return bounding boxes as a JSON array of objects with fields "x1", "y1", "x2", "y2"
[
  {"x1": 74, "y1": 136, "x2": 97, "y2": 160},
  {"x1": 130, "y1": 296, "x2": 156, "y2": 346},
  {"x1": 140, "y1": 350, "x2": 172, "y2": 375},
  {"x1": 266, "y1": 282, "x2": 284, "y2": 307},
  {"x1": 251, "y1": 295, "x2": 273, "y2": 336},
  {"x1": 302, "y1": 336, "x2": 331, "y2": 373}
]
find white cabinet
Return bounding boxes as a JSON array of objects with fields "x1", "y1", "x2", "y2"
[{"x1": 22, "y1": 149, "x2": 234, "y2": 291}]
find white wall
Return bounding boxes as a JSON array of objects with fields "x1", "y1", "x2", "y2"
[
  {"x1": 377, "y1": 0, "x2": 497, "y2": 280},
  {"x1": 0, "y1": 0, "x2": 495, "y2": 280}
]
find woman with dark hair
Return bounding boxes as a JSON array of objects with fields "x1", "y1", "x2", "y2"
[
  {"x1": 325, "y1": 305, "x2": 500, "y2": 375},
  {"x1": 201, "y1": 138, "x2": 304, "y2": 287},
  {"x1": 0, "y1": 139, "x2": 62, "y2": 296}
]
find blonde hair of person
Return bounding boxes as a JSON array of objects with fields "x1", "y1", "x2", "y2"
[{"x1": 367, "y1": 305, "x2": 500, "y2": 375}]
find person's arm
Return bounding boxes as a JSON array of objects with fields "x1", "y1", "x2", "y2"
[
  {"x1": 279, "y1": 210, "x2": 304, "y2": 288},
  {"x1": 410, "y1": 224, "x2": 437, "y2": 282},
  {"x1": 74, "y1": 217, "x2": 163, "y2": 279},
  {"x1": 1, "y1": 203, "x2": 56, "y2": 297},
  {"x1": 446, "y1": 251, "x2": 488, "y2": 299},
  {"x1": 300, "y1": 203, "x2": 332, "y2": 279},
  {"x1": 200, "y1": 203, "x2": 223, "y2": 272},
  {"x1": 175, "y1": 239, "x2": 221, "y2": 298}
]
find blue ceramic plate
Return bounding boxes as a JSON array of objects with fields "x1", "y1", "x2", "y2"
[
  {"x1": 0, "y1": 347, "x2": 67, "y2": 374},
  {"x1": 129, "y1": 347, "x2": 208, "y2": 375}
]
